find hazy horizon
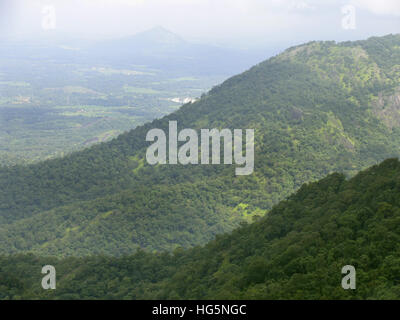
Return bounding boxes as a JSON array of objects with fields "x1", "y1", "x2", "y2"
[{"x1": 1, "y1": 0, "x2": 399, "y2": 49}]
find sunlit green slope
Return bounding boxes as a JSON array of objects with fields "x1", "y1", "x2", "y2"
[{"x1": 1, "y1": 34, "x2": 400, "y2": 255}]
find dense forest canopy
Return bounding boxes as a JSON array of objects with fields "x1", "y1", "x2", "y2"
[
  {"x1": 1, "y1": 34, "x2": 400, "y2": 256},
  {"x1": 2, "y1": 158, "x2": 400, "y2": 299}
]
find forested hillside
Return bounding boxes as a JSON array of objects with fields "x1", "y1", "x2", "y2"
[
  {"x1": 2, "y1": 159, "x2": 400, "y2": 299},
  {"x1": 2, "y1": 34, "x2": 400, "y2": 256}
]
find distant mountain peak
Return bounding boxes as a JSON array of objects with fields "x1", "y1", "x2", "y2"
[
  {"x1": 134, "y1": 26, "x2": 185, "y2": 45},
  {"x1": 148, "y1": 25, "x2": 173, "y2": 34}
]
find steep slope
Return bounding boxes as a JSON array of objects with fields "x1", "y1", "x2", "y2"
[
  {"x1": 2, "y1": 158, "x2": 400, "y2": 299},
  {"x1": 2, "y1": 34, "x2": 400, "y2": 256}
]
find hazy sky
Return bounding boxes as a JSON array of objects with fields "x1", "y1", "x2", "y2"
[{"x1": 1, "y1": 0, "x2": 399, "y2": 47}]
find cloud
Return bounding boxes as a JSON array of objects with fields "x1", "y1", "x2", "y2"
[
  {"x1": 81, "y1": 0, "x2": 208, "y2": 7},
  {"x1": 82, "y1": 0, "x2": 145, "y2": 5},
  {"x1": 289, "y1": 1, "x2": 316, "y2": 11},
  {"x1": 351, "y1": 0, "x2": 400, "y2": 16}
]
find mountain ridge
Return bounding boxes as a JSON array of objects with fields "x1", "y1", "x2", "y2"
[{"x1": 1, "y1": 34, "x2": 400, "y2": 256}]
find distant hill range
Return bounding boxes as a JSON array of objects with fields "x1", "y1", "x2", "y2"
[
  {"x1": 88, "y1": 26, "x2": 270, "y2": 75},
  {"x1": 1, "y1": 27, "x2": 271, "y2": 76}
]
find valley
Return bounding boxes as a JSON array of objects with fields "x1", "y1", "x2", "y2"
[
  {"x1": 0, "y1": 58, "x2": 225, "y2": 166},
  {"x1": 0, "y1": 27, "x2": 265, "y2": 166}
]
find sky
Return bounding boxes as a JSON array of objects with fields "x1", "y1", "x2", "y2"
[{"x1": 0, "y1": 0, "x2": 399, "y2": 48}]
